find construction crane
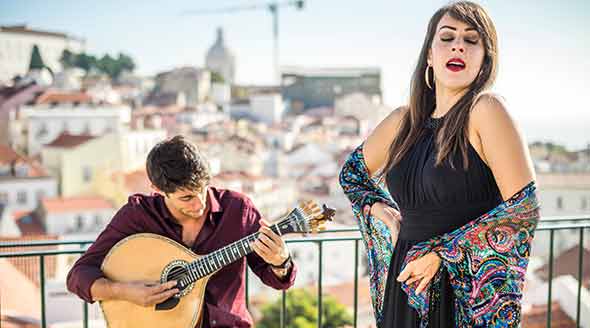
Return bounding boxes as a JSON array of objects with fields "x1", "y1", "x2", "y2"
[{"x1": 182, "y1": 0, "x2": 305, "y2": 84}]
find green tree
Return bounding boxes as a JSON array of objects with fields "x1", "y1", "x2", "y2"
[
  {"x1": 74, "y1": 53, "x2": 97, "y2": 73},
  {"x1": 59, "y1": 49, "x2": 75, "y2": 69},
  {"x1": 257, "y1": 288, "x2": 352, "y2": 328},
  {"x1": 96, "y1": 54, "x2": 118, "y2": 78},
  {"x1": 117, "y1": 53, "x2": 135, "y2": 73},
  {"x1": 29, "y1": 44, "x2": 45, "y2": 70},
  {"x1": 95, "y1": 53, "x2": 136, "y2": 80},
  {"x1": 211, "y1": 71, "x2": 225, "y2": 83}
]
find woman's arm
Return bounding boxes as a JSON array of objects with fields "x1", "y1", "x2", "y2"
[
  {"x1": 470, "y1": 94, "x2": 536, "y2": 200},
  {"x1": 362, "y1": 106, "x2": 406, "y2": 233},
  {"x1": 363, "y1": 106, "x2": 406, "y2": 176}
]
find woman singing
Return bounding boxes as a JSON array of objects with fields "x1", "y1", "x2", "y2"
[{"x1": 339, "y1": 1, "x2": 540, "y2": 327}]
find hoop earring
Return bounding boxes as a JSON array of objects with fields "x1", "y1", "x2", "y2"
[{"x1": 425, "y1": 65, "x2": 433, "y2": 90}]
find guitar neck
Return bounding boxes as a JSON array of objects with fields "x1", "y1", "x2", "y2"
[{"x1": 182, "y1": 210, "x2": 305, "y2": 285}]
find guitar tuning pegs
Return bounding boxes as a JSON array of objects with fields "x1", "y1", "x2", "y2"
[{"x1": 321, "y1": 205, "x2": 336, "y2": 221}]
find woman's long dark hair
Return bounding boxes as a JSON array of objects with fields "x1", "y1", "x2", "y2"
[{"x1": 382, "y1": 1, "x2": 498, "y2": 175}]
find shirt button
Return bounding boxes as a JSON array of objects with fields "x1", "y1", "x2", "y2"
[{"x1": 212, "y1": 320, "x2": 217, "y2": 326}]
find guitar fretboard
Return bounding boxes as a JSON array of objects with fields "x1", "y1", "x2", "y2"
[
  {"x1": 178, "y1": 207, "x2": 308, "y2": 286},
  {"x1": 186, "y1": 233, "x2": 257, "y2": 281}
]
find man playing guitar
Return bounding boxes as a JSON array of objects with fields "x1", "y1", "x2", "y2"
[{"x1": 67, "y1": 135, "x2": 296, "y2": 328}]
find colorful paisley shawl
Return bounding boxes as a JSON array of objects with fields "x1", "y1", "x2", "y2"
[{"x1": 339, "y1": 144, "x2": 540, "y2": 327}]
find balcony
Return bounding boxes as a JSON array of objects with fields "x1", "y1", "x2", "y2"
[{"x1": 1, "y1": 216, "x2": 589, "y2": 328}]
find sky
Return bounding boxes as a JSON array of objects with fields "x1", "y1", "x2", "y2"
[{"x1": 1, "y1": 0, "x2": 589, "y2": 149}]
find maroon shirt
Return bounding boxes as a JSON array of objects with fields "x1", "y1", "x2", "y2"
[{"x1": 66, "y1": 187, "x2": 297, "y2": 328}]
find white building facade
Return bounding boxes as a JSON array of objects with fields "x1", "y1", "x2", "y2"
[
  {"x1": 20, "y1": 104, "x2": 131, "y2": 155},
  {"x1": 0, "y1": 177, "x2": 58, "y2": 213},
  {"x1": 0, "y1": 25, "x2": 85, "y2": 83},
  {"x1": 250, "y1": 93, "x2": 285, "y2": 125},
  {"x1": 40, "y1": 198, "x2": 115, "y2": 235}
]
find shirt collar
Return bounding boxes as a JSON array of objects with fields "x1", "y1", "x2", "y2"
[{"x1": 206, "y1": 187, "x2": 223, "y2": 223}]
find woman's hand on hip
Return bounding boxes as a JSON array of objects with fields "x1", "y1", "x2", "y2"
[
  {"x1": 397, "y1": 252, "x2": 441, "y2": 294},
  {"x1": 370, "y1": 202, "x2": 401, "y2": 245}
]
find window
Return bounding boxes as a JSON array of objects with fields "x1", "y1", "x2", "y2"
[
  {"x1": 14, "y1": 164, "x2": 29, "y2": 177},
  {"x1": 0, "y1": 192, "x2": 8, "y2": 204},
  {"x1": 36, "y1": 123, "x2": 48, "y2": 139},
  {"x1": 76, "y1": 215, "x2": 84, "y2": 231},
  {"x1": 94, "y1": 214, "x2": 102, "y2": 227},
  {"x1": 556, "y1": 196, "x2": 563, "y2": 210},
  {"x1": 17, "y1": 191, "x2": 27, "y2": 205},
  {"x1": 83, "y1": 122, "x2": 91, "y2": 134},
  {"x1": 0, "y1": 164, "x2": 9, "y2": 176},
  {"x1": 82, "y1": 166, "x2": 92, "y2": 183},
  {"x1": 36, "y1": 190, "x2": 46, "y2": 204}
]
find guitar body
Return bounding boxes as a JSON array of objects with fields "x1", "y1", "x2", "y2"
[
  {"x1": 97, "y1": 202, "x2": 334, "y2": 328},
  {"x1": 100, "y1": 233, "x2": 209, "y2": 328}
]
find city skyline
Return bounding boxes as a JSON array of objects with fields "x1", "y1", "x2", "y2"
[{"x1": 1, "y1": 0, "x2": 589, "y2": 149}]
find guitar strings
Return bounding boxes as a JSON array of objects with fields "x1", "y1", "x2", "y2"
[
  {"x1": 165, "y1": 208, "x2": 316, "y2": 283},
  {"x1": 166, "y1": 213, "x2": 305, "y2": 282}
]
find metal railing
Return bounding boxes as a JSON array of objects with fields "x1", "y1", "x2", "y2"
[{"x1": 1, "y1": 216, "x2": 589, "y2": 328}]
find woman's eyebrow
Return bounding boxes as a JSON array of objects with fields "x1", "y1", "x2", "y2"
[{"x1": 439, "y1": 25, "x2": 477, "y2": 32}]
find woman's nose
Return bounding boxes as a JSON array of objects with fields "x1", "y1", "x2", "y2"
[
  {"x1": 452, "y1": 46, "x2": 465, "y2": 53},
  {"x1": 452, "y1": 40, "x2": 465, "y2": 53}
]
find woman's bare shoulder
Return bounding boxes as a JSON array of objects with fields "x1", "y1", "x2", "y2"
[{"x1": 363, "y1": 106, "x2": 408, "y2": 175}]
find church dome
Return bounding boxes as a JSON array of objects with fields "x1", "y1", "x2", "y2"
[{"x1": 205, "y1": 27, "x2": 236, "y2": 83}]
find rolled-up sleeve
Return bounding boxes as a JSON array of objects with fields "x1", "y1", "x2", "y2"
[
  {"x1": 244, "y1": 201, "x2": 297, "y2": 290},
  {"x1": 66, "y1": 204, "x2": 142, "y2": 303}
]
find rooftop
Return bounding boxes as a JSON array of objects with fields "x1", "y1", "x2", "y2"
[
  {"x1": 44, "y1": 132, "x2": 96, "y2": 149},
  {"x1": 41, "y1": 196, "x2": 114, "y2": 214},
  {"x1": 0, "y1": 24, "x2": 84, "y2": 42},
  {"x1": 0, "y1": 145, "x2": 49, "y2": 178},
  {"x1": 281, "y1": 66, "x2": 381, "y2": 77}
]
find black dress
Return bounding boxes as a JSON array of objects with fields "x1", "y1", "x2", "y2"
[{"x1": 380, "y1": 116, "x2": 503, "y2": 327}]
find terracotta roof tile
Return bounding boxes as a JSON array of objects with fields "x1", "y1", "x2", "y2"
[
  {"x1": 0, "y1": 314, "x2": 41, "y2": 327},
  {"x1": 0, "y1": 24, "x2": 74, "y2": 39},
  {"x1": 522, "y1": 302, "x2": 576, "y2": 327},
  {"x1": 111, "y1": 168, "x2": 151, "y2": 195},
  {"x1": 0, "y1": 258, "x2": 41, "y2": 321},
  {"x1": 0, "y1": 145, "x2": 49, "y2": 178},
  {"x1": 41, "y1": 196, "x2": 114, "y2": 214},
  {"x1": 322, "y1": 277, "x2": 372, "y2": 308},
  {"x1": 14, "y1": 212, "x2": 46, "y2": 235},
  {"x1": 44, "y1": 132, "x2": 95, "y2": 149},
  {"x1": 535, "y1": 244, "x2": 590, "y2": 282},
  {"x1": 0, "y1": 235, "x2": 59, "y2": 287},
  {"x1": 35, "y1": 90, "x2": 92, "y2": 105}
]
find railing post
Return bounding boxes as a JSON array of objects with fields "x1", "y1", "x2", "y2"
[
  {"x1": 318, "y1": 241, "x2": 323, "y2": 328},
  {"x1": 576, "y1": 228, "x2": 584, "y2": 327},
  {"x1": 83, "y1": 302, "x2": 89, "y2": 328},
  {"x1": 547, "y1": 229, "x2": 555, "y2": 328},
  {"x1": 245, "y1": 267, "x2": 249, "y2": 309},
  {"x1": 281, "y1": 289, "x2": 287, "y2": 328},
  {"x1": 353, "y1": 240, "x2": 359, "y2": 328},
  {"x1": 81, "y1": 242, "x2": 90, "y2": 328},
  {"x1": 40, "y1": 255, "x2": 46, "y2": 328}
]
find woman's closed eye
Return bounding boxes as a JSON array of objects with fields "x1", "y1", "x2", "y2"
[{"x1": 440, "y1": 36, "x2": 479, "y2": 45}]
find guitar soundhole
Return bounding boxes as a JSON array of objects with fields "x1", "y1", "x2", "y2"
[{"x1": 161, "y1": 260, "x2": 195, "y2": 297}]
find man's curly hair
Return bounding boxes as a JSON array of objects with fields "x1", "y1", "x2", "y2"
[{"x1": 146, "y1": 135, "x2": 211, "y2": 194}]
